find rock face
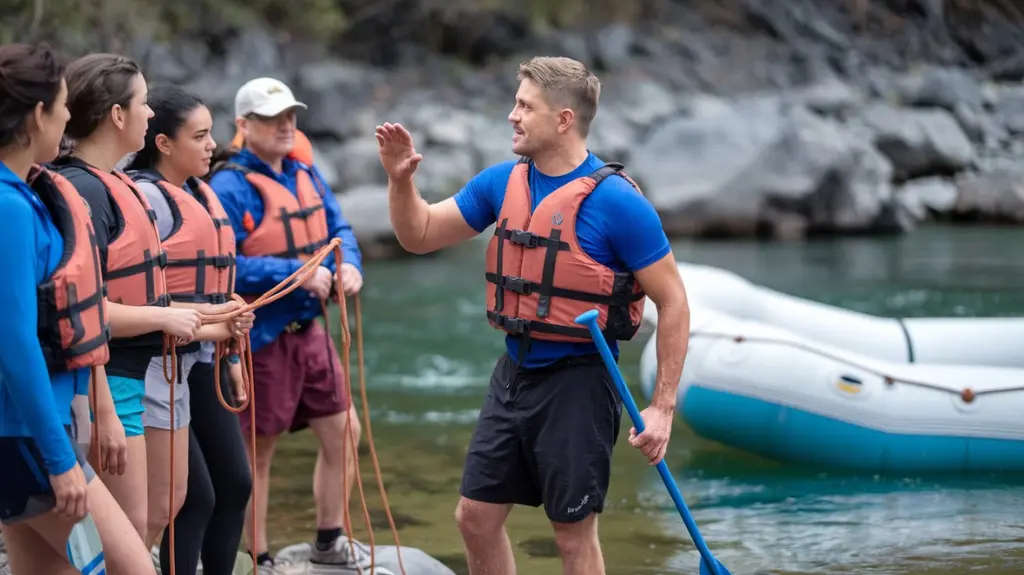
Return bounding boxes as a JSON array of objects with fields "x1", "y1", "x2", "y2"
[{"x1": 72, "y1": 0, "x2": 1024, "y2": 255}]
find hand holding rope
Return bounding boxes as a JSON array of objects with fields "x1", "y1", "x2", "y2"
[{"x1": 158, "y1": 238, "x2": 406, "y2": 575}]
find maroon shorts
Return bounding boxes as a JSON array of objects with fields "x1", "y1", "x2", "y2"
[{"x1": 240, "y1": 320, "x2": 349, "y2": 437}]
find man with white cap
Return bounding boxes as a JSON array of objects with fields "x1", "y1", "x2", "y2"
[{"x1": 208, "y1": 77, "x2": 379, "y2": 575}]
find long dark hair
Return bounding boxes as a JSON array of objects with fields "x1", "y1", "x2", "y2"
[
  {"x1": 61, "y1": 53, "x2": 141, "y2": 153},
  {"x1": 0, "y1": 43, "x2": 65, "y2": 150},
  {"x1": 125, "y1": 86, "x2": 205, "y2": 173}
]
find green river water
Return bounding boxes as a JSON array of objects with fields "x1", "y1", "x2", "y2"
[{"x1": 268, "y1": 225, "x2": 1024, "y2": 575}]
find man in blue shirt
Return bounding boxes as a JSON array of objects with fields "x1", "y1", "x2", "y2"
[
  {"x1": 208, "y1": 77, "x2": 379, "y2": 574},
  {"x1": 378, "y1": 57, "x2": 691, "y2": 574}
]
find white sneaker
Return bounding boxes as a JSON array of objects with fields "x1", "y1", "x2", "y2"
[{"x1": 308, "y1": 536, "x2": 395, "y2": 575}]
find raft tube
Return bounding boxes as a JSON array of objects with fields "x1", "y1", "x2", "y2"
[{"x1": 638, "y1": 263, "x2": 1024, "y2": 474}]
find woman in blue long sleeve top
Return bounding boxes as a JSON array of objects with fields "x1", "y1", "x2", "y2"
[
  {"x1": 0, "y1": 42, "x2": 155, "y2": 575},
  {"x1": 205, "y1": 76, "x2": 377, "y2": 574}
]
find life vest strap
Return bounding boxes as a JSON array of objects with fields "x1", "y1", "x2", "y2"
[
  {"x1": 270, "y1": 238, "x2": 329, "y2": 259},
  {"x1": 106, "y1": 250, "x2": 168, "y2": 279},
  {"x1": 40, "y1": 284, "x2": 107, "y2": 319},
  {"x1": 484, "y1": 272, "x2": 642, "y2": 307},
  {"x1": 165, "y1": 254, "x2": 235, "y2": 269},
  {"x1": 487, "y1": 311, "x2": 594, "y2": 340},
  {"x1": 492, "y1": 227, "x2": 569, "y2": 251},
  {"x1": 40, "y1": 326, "x2": 111, "y2": 367},
  {"x1": 169, "y1": 292, "x2": 230, "y2": 305}
]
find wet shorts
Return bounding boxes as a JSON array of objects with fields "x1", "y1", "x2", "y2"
[
  {"x1": 460, "y1": 353, "x2": 623, "y2": 524},
  {"x1": 142, "y1": 352, "x2": 199, "y2": 431},
  {"x1": 241, "y1": 320, "x2": 349, "y2": 437},
  {"x1": 0, "y1": 426, "x2": 96, "y2": 525}
]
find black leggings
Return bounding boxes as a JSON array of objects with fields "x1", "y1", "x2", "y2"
[{"x1": 159, "y1": 359, "x2": 253, "y2": 575}]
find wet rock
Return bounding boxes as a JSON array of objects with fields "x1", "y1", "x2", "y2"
[{"x1": 274, "y1": 542, "x2": 457, "y2": 575}]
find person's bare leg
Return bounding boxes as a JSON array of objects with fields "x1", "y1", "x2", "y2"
[
  {"x1": 552, "y1": 513, "x2": 604, "y2": 575},
  {"x1": 455, "y1": 497, "x2": 515, "y2": 575},
  {"x1": 143, "y1": 426, "x2": 190, "y2": 547},
  {"x1": 243, "y1": 433, "x2": 278, "y2": 556},
  {"x1": 91, "y1": 434, "x2": 148, "y2": 538},
  {"x1": 1, "y1": 522, "x2": 78, "y2": 575},
  {"x1": 308, "y1": 406, "x2": 361, "y2": 530},
  {"x1": 13, "y1": 477, "x2": 157, "y2": 575}
]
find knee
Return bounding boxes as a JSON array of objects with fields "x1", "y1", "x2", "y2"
[
  {"x1": 189, "y1": 477, "x2": 218, "y2": 521},
  {"x1": 127, "y1": 506, "x2": 148, "y2": 539},
  {"x1": 324, "y1": 411, "x2": 362, "y2": 460},
  {"x1": 173, "y1": 478, "x2": 190, "y2": 518},
  {"x1": 219, "y1": 467, "x2": 253, "y2": 511},
  {"x1": 340, "y1": 408, "x2": 362, "y2": 446},
  {"x1": 552, "y1": 515, "x2": 597, "y2": 557},
  {"x1": 454, "y1": 499, "x2": 505, "y2": 539}
]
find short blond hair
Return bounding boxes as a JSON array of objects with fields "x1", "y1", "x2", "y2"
[{"x1": 517, "y1": 56, "x2": 601, "y2": 137}]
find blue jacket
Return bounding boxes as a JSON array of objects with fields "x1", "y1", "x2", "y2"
[
  {"x1": 0, "y1": 162, "x2": 87, "y2": 476},
  {"x1": 208, "y1": 149, "x2": 362, "y2": 351}
]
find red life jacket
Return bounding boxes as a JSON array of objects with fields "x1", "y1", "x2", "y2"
[
  {"x1": 131, "y1": 172, "x2": 236, "y2": 304},
  {"x1": 485, "y1": 159, "x2": 647, "y2": 343},
  {"x1": 28, "y1": 165, "x2": 111, "y2": 371},
  {"x1": 82, "y1": 167, "x2": 170, "y2": 307},
  {"x1": 220, "y1": 163, "x2": 329, "y2": 261}
]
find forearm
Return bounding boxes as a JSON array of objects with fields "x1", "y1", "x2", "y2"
[
  {"x1": 195, "y1": 322, "x2": 232, "y2": 342},
  {"x1": 90, "y1": 365, "x2": 117, "y2": 419},
  {"x1": 170, "y1": 301, "x2": 221, "y2": 315},
  {"x1": 387, "y1": 177, "x2": 431, "y2": 254},
  {"x1": 107, "y1": 300, "x2": 168, "y2": 338},
  {"x1": 651, "y1": 301, "x2": 691, "y2": 411}
]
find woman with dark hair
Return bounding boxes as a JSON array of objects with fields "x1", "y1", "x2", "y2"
[
  {"x1": 52, "y1": 53, "x2": 241, "y2": 552},
  {"x1": 125, "y1": 85, "x2": 254, "y2": 575},
  {"x1": 0, "y1": 42, "x2": 155, "y2": 574}
]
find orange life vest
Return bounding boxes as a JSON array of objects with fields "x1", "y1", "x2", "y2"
[
  {"x1": 222, "y1": 163, "x2": 329, "y2": 261},
  {"x1": 289, "y1": 130, "x2": 314, "y2": 166},
  {"x1": 84, "y1": 167, "x2": 170, "y2": 307},
  {"x1": 131, "y1": 172, "x2": 237, "y2": 304},
  {"x1": 485, "y1": 159, "x2": 647, "y2": 343},
  {"x1": 28, "y1": 165, "x2": 111, "y2": 372}
]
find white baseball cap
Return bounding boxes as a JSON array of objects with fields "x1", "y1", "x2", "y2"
[{"x1": 234, "y1": 77, "x2": 308, "y2": 119}]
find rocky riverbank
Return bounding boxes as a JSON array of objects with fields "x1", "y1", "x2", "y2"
[{"x1": 68, "y1": 0, "x2": 1024, "y2": 256}]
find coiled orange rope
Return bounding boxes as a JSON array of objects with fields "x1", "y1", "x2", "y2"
[{"x1": 159, "y1": 238, "x2": 405, "y2": 575}]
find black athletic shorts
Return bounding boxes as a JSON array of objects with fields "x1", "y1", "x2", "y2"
[
  {"x1": 460, "y1": 352, "x2": 623, "y2": 523},
  {"x1": 0, "y1": 424, "x2": 95, "y2": 525}
]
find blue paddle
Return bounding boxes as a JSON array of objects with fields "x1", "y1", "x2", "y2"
[{"x1": 574, "y1": 309, "x2": 731, "y2": 575}]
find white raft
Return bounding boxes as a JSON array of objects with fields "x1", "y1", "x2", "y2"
[{"x1": 638, "y1": 263, "x2": 1024, "y2": 474}]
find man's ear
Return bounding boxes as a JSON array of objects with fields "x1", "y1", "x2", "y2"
[{"x1": 557, "y1": 108, "x2": 576, "y2": 134}]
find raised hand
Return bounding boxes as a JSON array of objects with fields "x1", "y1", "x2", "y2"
[{"x1": 375, "y1": 122, "x2": 423, "y2": 182}]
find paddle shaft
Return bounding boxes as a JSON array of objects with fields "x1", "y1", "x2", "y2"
[{"x1": 578, "y1": 316, "x2": 725, "y2": 575}]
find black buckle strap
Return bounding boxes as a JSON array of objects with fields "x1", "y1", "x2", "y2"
[
  {"x1": 499, "y1": 275, "x2": 531, "y2": 295},
  {"x1": 488, "y1": 312, "x2": 529, "y2": 335},
  {"x1": 488, "y1": 311, "x2": 595, "y2": 340},
  {"x1": 508, "y1": 230, "x2": 539, "y2": 248}
]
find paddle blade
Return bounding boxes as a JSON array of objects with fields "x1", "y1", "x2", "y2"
[{"x1": 699, "y1": 556, "x2": 732, "y2": 575}]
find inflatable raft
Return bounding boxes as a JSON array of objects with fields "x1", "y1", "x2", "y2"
[{"x1": 638, "y1": 263, "x2": 1024, "y2": 474}]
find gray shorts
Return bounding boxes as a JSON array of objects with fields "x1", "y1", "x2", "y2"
[{"x1": 142, "y1": 352, "x2": 201, "y2": 431}]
